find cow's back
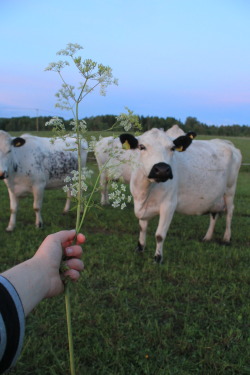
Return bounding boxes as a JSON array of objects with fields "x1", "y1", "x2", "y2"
[
  {"x1": 174, "y1": 139, "x2": 242, "y2": 215},
  {"x1": 12, "y1": 135, "x2": 84, "y2": 189}
]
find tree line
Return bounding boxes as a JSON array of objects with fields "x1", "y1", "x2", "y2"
[{"x1": 0, "y1": 115, "x2": 250, "y2": 137}]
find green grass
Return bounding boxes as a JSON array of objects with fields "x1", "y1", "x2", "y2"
[{"x1": 0, "y1": 135, "x2": 249, "y2": 374}]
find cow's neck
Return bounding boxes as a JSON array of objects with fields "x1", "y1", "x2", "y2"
[
  {"x1": 130, "y1": 168, "x2": 153, "y2": 215},
  {"x1": 10, "y1": 149, "x2": 19, "y2": 173}
]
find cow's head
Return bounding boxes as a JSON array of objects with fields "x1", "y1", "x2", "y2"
[
  {"x1": 0, "y1": 131, "x2": 26, "y2": 179},
  {"x1": 119, "y1": 128, "x2": 195, "y2": 183}
]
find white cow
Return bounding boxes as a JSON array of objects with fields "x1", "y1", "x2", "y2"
[
  {"x1": 0, "y1": 131, "x2": 88, "y2": 231},
  {"x1": 119, "y1": 128, "x2": 242, "y2": 263},
  {"x1": 94, "y1": 136, "x2": 134, "y2": 205}
]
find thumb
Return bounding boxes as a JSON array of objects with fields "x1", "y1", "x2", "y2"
[{"x1": 56, "y1": 229, "x2": 77, "y2": 246}]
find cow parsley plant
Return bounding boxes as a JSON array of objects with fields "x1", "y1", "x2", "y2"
[{"x1": 45, "y1": 42, "x2": 119, "y2": 375}]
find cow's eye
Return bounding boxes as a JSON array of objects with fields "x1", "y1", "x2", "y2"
[{"x1": 139, "y1": 144, "x2": 146, "y2": 150}]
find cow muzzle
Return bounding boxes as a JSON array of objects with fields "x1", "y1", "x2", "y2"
[
  {"x1": 148, "y1": 162, "x2": 173, "y2": 182},
  {"x1": 0, "y1": 171, "x2": 8, "y2": 180}
]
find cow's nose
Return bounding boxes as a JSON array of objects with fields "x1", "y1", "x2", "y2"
[
  {"x1": 148, "y1": 162, "x2": 173, "y2": 182},
  {"x1": 0, "y1": 171, "x2": 8, "y2": 179}
]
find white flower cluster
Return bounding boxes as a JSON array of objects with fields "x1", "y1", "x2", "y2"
[
  {"x1": 108, "y1": 182, "x2": 132, "y2": 210},
  {"x1": 44, "y1": 60, "x2": 70, "y2": 72},
  {"x1": 88, "y1": 135, "x2": 97, "y2": 152},
  {"x1": 69, "y1": 119, "x2": 87, "y2": 133},
  {"x1": 88, "y1": 135, "x2": 105, "y2": 153},
  {"x1": 116, "y1": 112, "x2": 133, "y2": 132},
  {"x1": 63, "y1": 168, "x2": 93, "y2": 198},
  {"x1": 45, "y1": 116, "x2": 65, "y2": 130},
  {"x1": 56, "y1": 43, "x2": 83, "y2": 57},
  {"x1": 115, "y1": 107, "x2": 142, "y2": 133},
  {"x1": 45, "y1": 117, "x2": 68, "y2": 144}
]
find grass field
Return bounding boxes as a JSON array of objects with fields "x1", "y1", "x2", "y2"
[{"x1": 1, "y1": 132, "x2": 250, "y2": 374}]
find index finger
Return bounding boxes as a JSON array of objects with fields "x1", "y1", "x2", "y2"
[
  {"x1": 61, "y1": 231, "x2": 86, "y2": 248},
  {"x1": 76, "y1": 233, "x2": 86, "y2": 245}
]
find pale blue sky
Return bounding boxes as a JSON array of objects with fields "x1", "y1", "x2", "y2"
[{"x1": 0, "y1": 0, "x2": 250, "y2": 125}]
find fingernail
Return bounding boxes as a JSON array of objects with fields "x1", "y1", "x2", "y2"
[{"x1": 66, "y1": 247, "x2": 73, "y2": 255}]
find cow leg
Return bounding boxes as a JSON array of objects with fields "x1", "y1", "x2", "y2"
[
  {"x1": 63, "y1": 190, "x2": 71, "y2": 213},
  {"x1": 32, "y1": 186, "x2": 44, "y2": 228},
  {"x1": 104, "y1": 179, "x2": 109, "y2": 205},
  {"x1": 203, "y1": 213, "x2": 218, "y2": 241},
  {"x1": 136, "y1": 219, "x2": 148, "y2": 252},
  {"x1": 154, "y1": 206, "x2": 175, "y2": 263},
  {"x1": 100, "y1": 172, "x2": 109, "y2": 205},
  {"x1": 223, "y1": 194, "x2": 234, "y2": 243},
  {"x1": 6, "y1": 190, "x2": 19, "y2": 231}
]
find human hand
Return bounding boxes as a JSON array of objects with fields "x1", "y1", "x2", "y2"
[{"x1": 34, "y1": 230, "x2": 85, "y2": 298}]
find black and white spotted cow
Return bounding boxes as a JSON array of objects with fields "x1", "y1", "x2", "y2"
[
  {"x1": 0, "y1": 130, "x2": 88, "y2": 231},
  {"x1": 119, "y1": 128, "x2": 242, "y2": 263}
]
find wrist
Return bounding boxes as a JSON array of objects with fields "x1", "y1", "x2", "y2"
[
  {"x1": 28, "y1": 256, "x2": 51, "y2": 299},
  {"x1": 2, "y1": 257, "x2": 50, "y2": 316}
]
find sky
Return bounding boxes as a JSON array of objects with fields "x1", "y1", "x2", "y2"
[{"x1": 0, "y1": 0, "x2": 250, "y2": 126}]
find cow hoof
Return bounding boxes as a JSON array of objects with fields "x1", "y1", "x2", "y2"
[
  {"x1": 135, "y1": 242, "x2": 144, "y2": 253},
  {"x1": 6, "y1": 227, "x2": 14, "y2": 232},
  {"x1": 154, "y1": 254, "x2": 162, "y2": 264},
  {"x1": 202, "y1": 237, "x2": 212, "y2": 242},
  {"x1": 36, "y1": 222, "x2": 43, "y2": 229},
  {"x1": 221, "y1": 240, "x2": 231, "y2": 246}
]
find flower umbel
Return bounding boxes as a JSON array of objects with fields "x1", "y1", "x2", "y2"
[
  {"x1": 115, "y1": 107, "x2": 142, "y2": 133},
  {"x1": 45, "y1": 116, "x2": 68, "y2": 141},
  {"x1": 108, "y1": 182, "x2": 132, "y2": 209},
  {"x1": 69, "y1": 119, "x2": 88, "y2": 134},
  {"x1": 63, "y1": 168, "x2": 93, "y2": 198},
  {"x1": 45, "y1": 42, "x2": 118, "y2": 118}
]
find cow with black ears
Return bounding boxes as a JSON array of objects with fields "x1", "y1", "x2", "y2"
[
  {"x1": 0, "y1": 130, "x2": 88, "y2": 231},
  {"x1": 119, "y1": 128, "x2": 241, "y2": 263}
]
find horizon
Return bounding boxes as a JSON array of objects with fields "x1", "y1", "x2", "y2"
[{"x1": 1, "y1": 113, "x2": 249, "y2": 128}]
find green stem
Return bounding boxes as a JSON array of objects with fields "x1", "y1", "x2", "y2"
[
  {"x1": 77, "y1": 78, "x2": 88, "y2": 103},
  {"x1": 65, "y1": 284, "x2": 76, "y2": 375},
  {"x1": 81, "y1": 81, "x2": 100, "y2": 99},
  {"x1": 76, "y1": 101, "x2": 82, "y2": 233},
  {"x1": 65, "y1": 101, "x2": 82, "y2": 375},
  {"x1": 77, "y1": 162, "x2": 105, "y2": 232}
]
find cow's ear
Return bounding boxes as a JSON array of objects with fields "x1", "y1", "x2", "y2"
[
  {"x1": 12, "y1": 137, "x2": 26, "y2": 147},
  {"x1": 171, "y1": 132, "x2": 196, "y2": 152},
  {"x1": 119, "y1": 134, "x2": 138, "y2": 150}
]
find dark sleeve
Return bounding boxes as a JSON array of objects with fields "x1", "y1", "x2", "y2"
[{"x1": 0, "y1": 275, "x2": 25, "y2": 374}]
